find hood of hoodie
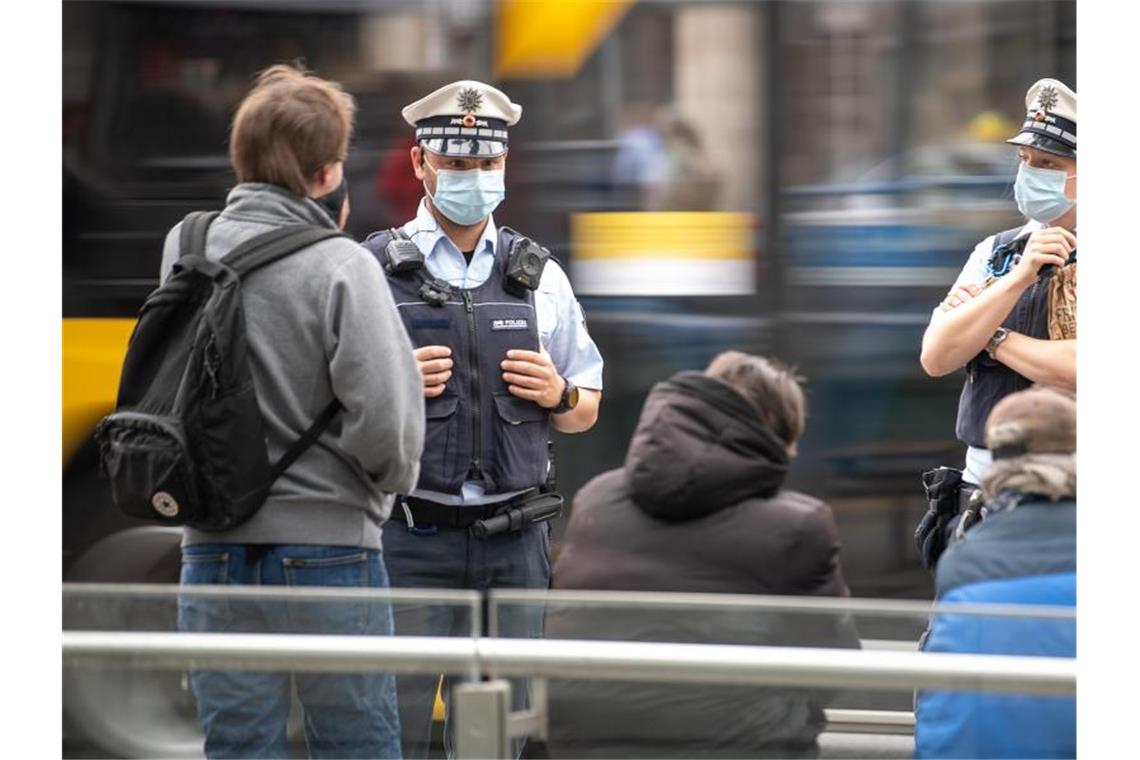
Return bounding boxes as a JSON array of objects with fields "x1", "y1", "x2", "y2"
[
  {"x1": 625, "y1": 371, "x2": 790, "y2": 521},
  {"x1": 197, "y1": 183, "x2": 340, "y2": 262}
]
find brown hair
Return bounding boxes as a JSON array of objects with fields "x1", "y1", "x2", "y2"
[
  {"x1": 229, "y1": 64, "x2": 356, "y2": 196},
  {"x1": 706, "y1": 351, "x2": 806, "y2": 445}
]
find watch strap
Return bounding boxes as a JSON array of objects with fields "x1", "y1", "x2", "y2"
[
  {"x1": 985, "y1": 327, "x2": 1010, "y2": 358},
  {"x1": 552, "y1": 376, "x2": 577, "y2": 414}
]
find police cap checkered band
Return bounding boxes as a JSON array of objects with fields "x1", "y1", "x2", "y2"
[
  {"x1": 414, "y1": 114, "x2": 509, "y2": 157},
  {"x1": 420, "y1": 137, "x2": 507, "y2": 158}
]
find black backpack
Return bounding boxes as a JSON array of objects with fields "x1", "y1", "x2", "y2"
[{"x1": 95, "y1": 211, "x2": 344, "y2": 531}]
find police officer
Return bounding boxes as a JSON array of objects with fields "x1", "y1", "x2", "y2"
[
  {"x1": 915, "y1": 79, "x2": 1076, "y2": 568},
  {"x1": 363, "y1": 80, "x2": 604, "y2": 757}
]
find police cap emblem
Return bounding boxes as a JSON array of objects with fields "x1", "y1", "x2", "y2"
[
  {"x1": 457, "y1": 87, "x2": 483, "y2": 114},
  {"x1": 1035, "y1": 84, "x2": 1059, "y2": 113}
]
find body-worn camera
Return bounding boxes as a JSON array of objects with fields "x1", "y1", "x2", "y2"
[
  {"x1": 386, "y1": 238, "x2": 426, "y2": 274},
  {"x1": 505, "y1": 236, "x2": 551, "y2": 295}
]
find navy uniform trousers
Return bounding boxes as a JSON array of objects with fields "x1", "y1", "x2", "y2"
[{"x1": 382, "y1": 517, "x2": 551, "y2": 758}]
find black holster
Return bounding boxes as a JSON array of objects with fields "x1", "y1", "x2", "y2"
[
  {"x1": 470, "y1": 490, "x2": 564, "y2": 539},
  {"x1": 914, "y1": 467, "x2": 981, "y2": 571}
]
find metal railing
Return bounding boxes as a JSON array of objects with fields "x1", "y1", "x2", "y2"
[
  {"x1": 64, "y1": 586, "x2": 1074, "y2": 757},
  {"x1": 487, "y1": 588, "x2": 1077, "y2": 622},
  {"x1": 64, "y1": 629, "x2": 1074, "y2": 758},
  {"x1": 63, "y1": 631, "x2": 1073, "y2": 694}
]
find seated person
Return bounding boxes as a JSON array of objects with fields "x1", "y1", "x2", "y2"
[
  {"x1": 915, "y1": 385, "x2": 1076, "y2": 759},
  {"x1": 546, "y1": 351, "x2": 860, "y2": 759}
]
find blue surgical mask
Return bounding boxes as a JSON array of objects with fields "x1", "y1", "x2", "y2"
[
  {"x1": 1014, "y1": 162, "x2": 1076, "y2": 224},
  {"x1": 424, "y1": 161, "x2": 505, "y2": 226}
]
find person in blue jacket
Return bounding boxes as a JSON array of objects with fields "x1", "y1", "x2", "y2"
[{"x1": 915, "y1": 385, "x2": 1076, "y2": 758}]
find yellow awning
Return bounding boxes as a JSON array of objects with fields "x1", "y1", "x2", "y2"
[{"x1": 495, "y1": 0, "x2": 635, "y2": 79}]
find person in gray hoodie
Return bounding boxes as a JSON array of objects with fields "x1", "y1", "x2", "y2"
[{"x1": 161, "y1": 65, "x2": 424, "y2": 759}]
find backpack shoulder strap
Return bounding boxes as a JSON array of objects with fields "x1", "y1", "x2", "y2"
[
  {"x1": 178, "y1": 211, "x2": 221, "y2": 259},
  {"x1": 222, "y1": 225, "x2": 347, "y2": 277},
  {"x1": 267, "y1": 399, "x2": 342, "y2": 484}
]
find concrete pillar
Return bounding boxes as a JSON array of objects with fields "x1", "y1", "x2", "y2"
[
  {"x1": 359, "y1": 12, "x2": 432, "y2": 72},
  {"x1": 674, "y1": 5, "x2": 764, "y2": 212}
]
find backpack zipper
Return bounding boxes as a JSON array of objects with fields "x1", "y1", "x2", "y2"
[{"x1": 100, "y1": 411, "x2": 192, "y2": 453}]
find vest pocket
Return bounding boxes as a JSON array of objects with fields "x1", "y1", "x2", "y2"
[
  {"x1": 96, "y1": 412, "x2": 200, "y2": 526},
  {"x1": 420, "y1": 393, "x2": 463, "y2": 492},
  {"x1": 490, "y1": 392, "x2": 549, "y2": 492}
]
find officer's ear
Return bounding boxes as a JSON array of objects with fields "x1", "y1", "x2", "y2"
[{"x1": 410, "y1": 143, "x2": 427, "y2": 181}]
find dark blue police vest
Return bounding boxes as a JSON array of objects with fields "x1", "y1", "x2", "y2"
[
  {"x1": 364, "y1": 227, "x2": 550, "y2": 496},
  {"x1": 955, "y1": 227, "x2": 1076, "y2": 448}
]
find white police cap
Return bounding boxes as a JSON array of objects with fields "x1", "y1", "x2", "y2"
[
  {"x1": 1006, "y1": 78, "x2": 1076, "y2": 158},
  {"x1": 402, "y1": 80, "x2": 522, "y2": 158}
]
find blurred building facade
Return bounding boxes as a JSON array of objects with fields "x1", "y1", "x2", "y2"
[{"x1": 63, "y1": 0, "x2": 1075, "y2": 598}]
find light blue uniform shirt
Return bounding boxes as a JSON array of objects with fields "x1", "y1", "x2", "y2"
[{"x1": 400, "y1": 199, "x2": 604, "y2": 506}]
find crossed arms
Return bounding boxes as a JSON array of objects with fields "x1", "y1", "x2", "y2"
[{"x1": 919, "y1": 227, "x2": 1076, "y2": 393}]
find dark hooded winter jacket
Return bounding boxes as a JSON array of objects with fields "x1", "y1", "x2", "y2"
[{"x1": 546, "y1": 371, "x2": 859, "y2": 758}]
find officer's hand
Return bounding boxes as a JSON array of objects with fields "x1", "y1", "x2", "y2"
[
  {"x1": 1012, "y1": 227, "x2": 1075, "y2": 287},
  {"x1": 938, "y1": 282, "x2": 981, "y2": 312},
  {"x1": 414, "y1": 346, "x2": 453, "y2": 398},
  {"x1": 501, "y1": 346, "x2": 565, "y2": 409}
]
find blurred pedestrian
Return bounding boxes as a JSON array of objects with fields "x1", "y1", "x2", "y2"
[
  {"x1": 658, "y1": 114, "x2": 721, "y2": 210},
  {"x1": 915, "y1": 385, "x2": 1075, "y2": 758},
  {"x1": 374, "y1": 133, "x2": 423, "y2": 225},
  {"x1": 166, "y1": 64, "x2": 424, "y2": 759},
  {"x1": 361, "y1": 79, "x2": 604, "y2": 759},
  {"x1": 916, "y1": 78, "x2": 1076, "y2": 569},
  {"x1": 546, "y1": 351, "x2": 859, "y2": 759},
  {"x1": 611, "y1": 102, "x2": 668, "y2": 209}
]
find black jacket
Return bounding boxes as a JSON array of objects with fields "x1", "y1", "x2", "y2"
[{"x1": 547, "y1": 371, "x2": 859, "y2": 758}]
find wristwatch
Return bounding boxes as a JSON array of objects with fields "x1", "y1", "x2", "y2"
[
  {"x1": 985, "y1": 327, "x2": 1011, "y2": 359},
  {"x1": 551, "y1": 376, "x2": 579, "y2": 414}
]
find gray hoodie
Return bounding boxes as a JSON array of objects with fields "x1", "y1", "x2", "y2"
[{"x1": 160, "y1": 183, "x2": 425, "y2": 550}]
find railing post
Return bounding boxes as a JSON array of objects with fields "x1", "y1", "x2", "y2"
[{"x1": 454, "y1": 679, "x2": 511, "y2": 759}]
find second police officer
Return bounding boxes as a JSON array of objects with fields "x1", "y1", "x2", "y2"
[
  {"x1": 363, "y1": 80, "x2": 604, "y2": 757},
  {"x1": 915, "y1": 78, "x2": 1077, "y2": 569}
]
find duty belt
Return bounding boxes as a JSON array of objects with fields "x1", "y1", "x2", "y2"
[{"x1": 394, "y1": 489, "x2": 540, "y2": 530}]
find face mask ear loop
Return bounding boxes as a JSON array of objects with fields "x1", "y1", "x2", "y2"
[{"x1": 421, "y1": 154, "x2": 438, "y2": 202}]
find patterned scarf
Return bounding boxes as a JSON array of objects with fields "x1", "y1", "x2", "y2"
[{"x1": 1049, "y1": 262, "x2": 1077, "y2": 339}]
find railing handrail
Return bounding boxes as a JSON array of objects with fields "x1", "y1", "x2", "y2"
[
  {"x1": 63, "y1": 631, "x2": 1075, "y2": 696},
  {"x1": 487, "y1": 588, "x2": 1077, "y2": 621},
  {"x1": 63, "y1": 582, "x2": 482, "y2": 605},
  {"x1": 64, "y1": 584, "x2": 1076, "y2": 621}
]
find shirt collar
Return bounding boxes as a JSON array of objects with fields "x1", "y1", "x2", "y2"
[
  {"x1": 1017, "y1": 219, "x2": 1045, "y2": 239},
  {"x1": 406, "y1": 198, "x2": 498, "y2": 261}
]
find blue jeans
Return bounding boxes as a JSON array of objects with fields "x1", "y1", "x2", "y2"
[{"x1": 177, "y1": 543, "x2": 402, "y2": 759}]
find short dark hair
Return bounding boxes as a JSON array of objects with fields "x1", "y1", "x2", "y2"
[
  {"x1": 706, "y1": 351, "x2": 806, "y2": 445},
  {"x1": 229, "y1": 64, "x2": 356, "y2": 196}
]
